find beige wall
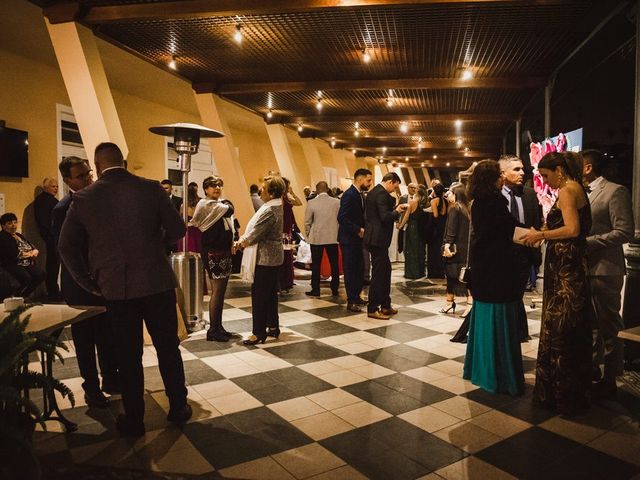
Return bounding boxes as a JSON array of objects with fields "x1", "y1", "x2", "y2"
[{"x1": 0, "y1": 49, "x2": 70, "y2": 216}]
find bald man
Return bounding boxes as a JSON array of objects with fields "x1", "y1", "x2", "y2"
[{"x1": 34, "y1": 176, "x2": 60, "y2": 300}]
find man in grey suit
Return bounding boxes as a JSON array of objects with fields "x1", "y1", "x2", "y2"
[
  {"x1": 582, "y1": 150, "x2": 634, "y2": 399},
  {"x1": 305, "y1": 181, "x2": 341, "y2": 296},
  {"x1": 59, "y1": 142, "x2": 189, "y2": 437}
]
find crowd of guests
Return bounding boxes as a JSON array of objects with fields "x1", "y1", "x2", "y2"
[{"x1": 0, "y1": 143, "x2": 634, "y2": 435}]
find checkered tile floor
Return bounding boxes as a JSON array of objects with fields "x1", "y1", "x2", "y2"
[{"x1": 33, "y1": 265, "x2": 640, "y2": 479}]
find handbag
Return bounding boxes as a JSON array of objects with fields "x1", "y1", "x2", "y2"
[
  {"x1": 458, "y1": 207, "x2": 472, "y2": 284},
  {"x1": 441, "y1": 243, "x2": 457, "y2": 257}
]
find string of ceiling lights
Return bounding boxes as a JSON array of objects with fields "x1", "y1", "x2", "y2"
[{"x1": 165, "y1": 21, "x2": 477, "y2": 167}]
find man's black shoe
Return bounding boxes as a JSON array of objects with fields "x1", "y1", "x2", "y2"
[
  {"x1": 354, "y1": 297, "x2": 368, "y2": 305},
  {"x1": 84, "y1": 391, "x2": 109, "y2": 408},
  {"x1": 305, "y1": 290, "x2": 321, "y2": 297},
  {"x1": 347, "y1": 303, "x2": 362, "y2": 313},
  {"x1": 167, "y1": 404, "x2": 192, "y2": 424},
  {"x1": 102, "y1": 380, "x2": 122, "y2": 395},
  {"x1": 116, "y1": 414, "x2": 145, "y2": 438}
]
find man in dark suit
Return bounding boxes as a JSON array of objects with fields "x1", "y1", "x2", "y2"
[
  {"x1": 582, "y1": 150, "x2": 634, "y2": 399},
  {"x1": 34, "y1": 176, "x2": 61, "y2": 300},
  {"x1": 364, "y1": 172, "x2": 408, "y2": 320},
  {"x1": 338, "y1": 168, "x2": 372, "y2": 312},
  {"x1": 499, "y1": 155, "x2": 543, "y2": 341},
  {"x1": 59, "y1": 143, "x2": 189, "y2": 437},
  {"x1": 161, "y1": 179, "x2": 183, "y2": 212},
  {"x1": 52, "y1": 156, "x2": 119, "y2": 408}
]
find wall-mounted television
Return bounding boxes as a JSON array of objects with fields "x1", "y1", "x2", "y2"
[{"x1": 0, "y1": 126, "x2": 29, "y2": 178}]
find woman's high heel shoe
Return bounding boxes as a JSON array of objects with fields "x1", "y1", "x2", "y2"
[
  {"x1": 243, "y1": 335, "x2": 267, "y2": 345},
  {"x1": 207, "y1": 328, "x2": 230, "y2": 342},
  {"x1": 439, "y1": 301, "x2": 456, "y2": 314},
  {"x1": 267, "y1": 328, "x2": 281, "y2": 339}
]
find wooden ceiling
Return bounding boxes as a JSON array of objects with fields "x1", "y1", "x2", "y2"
[{"x1": 37, "y1": 0, "x2": 627, "y2": 167}]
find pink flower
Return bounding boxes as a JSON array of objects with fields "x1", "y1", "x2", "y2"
[
  {"x1": 529, "y1": 142, "x2": 543, "y2": 167},
  {"x1": 544, "y1": 139, "x2": 556, "y2": 153},
  {"x1": 555, "y1": 133, "x2": 566, "y2": 152}
]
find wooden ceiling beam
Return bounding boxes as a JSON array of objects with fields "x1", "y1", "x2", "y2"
[
  {"x1": 279, "y1": 113, "x2": 514, "y2": 123},
  {"x1": 44, "y1": 0, "x2": 573, "y2": 25},
  {"x1": 205, "y1": 76, "x2": 546, "y2": 94}
]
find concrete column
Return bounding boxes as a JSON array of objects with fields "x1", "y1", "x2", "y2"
[
  {"x1": 194, "y1": 93, "x2": 254, "y2": 228},
  {"x1": 331, "y1": 149, "x2": 351, "y2": 190},
  {"x1": 422, "y1": 167, "x2": 432, "y2": 186},
  {"x1": 265, "y1": 124, "x2": 306, "y2": 227},
  {"x1": 407, "y1": 167, "x2": 418, "y2": 185},
  {"x1": 300, "y1": 138, "x2": 326, "y2": 186},
  {"x1": 544, "y1": 82, "x2": 552, "y2": 138},
  {"x1": 46, "y1": 20, "x2": 128, "y2": 166}
]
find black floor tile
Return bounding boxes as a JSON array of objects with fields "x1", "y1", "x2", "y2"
[
  {"x1": 494, "y1": 395, "x2": 558, "y2": 425},
  {"x1": 374, "y1": 373, "x2": 456, "y2": 405},
  {"x1": 344, "y1": 379, "x2": 427, "y2": 413},
  {"x1": 305, "y1": 305, "x2": 362, "y2": 319},
  {"x1": 287, "y1": 320, "x2": 358, "y2": 339},
  {"x1": 366, "y1": 323, "x2": 439, "y2": 343},
  {"x1": 540, "y1": 445, "x2": 640, "y2": 480},
  {"x1": 357, "y1": 345, "x2": 447, "y2": 372},
  {"x1": 462, "y1": 387, "x2": 520, "y2": 410},
  {"x1": 240, "y1": 303, "x2": 297, "y2": 314},
  {"x1": 181, "y1": 337, "x2": 249, "y2": 357},
  {"x1": 475, "y1": 427, "x2": 583, "y2": 479},
  {"x1": 231, "y1": 372, "x2": 280, "y2": 392},
  {"x1": 388, "y1": 306, "x2": 438, "y2": 322},
  {"x1": 265, "y1": 367, "x2": 335, "y2": 396},
  {"x1": 183, "y1": 359, "x2": 225, "y2": 385},
  {"x1": 265, "y1": 340, "x2": 348, "y2": 365}
]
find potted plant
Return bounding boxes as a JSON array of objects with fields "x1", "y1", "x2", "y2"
[{"x1": 0, "y1": 304, "x2": 74, "y2": 480}]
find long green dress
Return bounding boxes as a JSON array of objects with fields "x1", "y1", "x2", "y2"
[{"x1": 403, "y1": 209, "x2": 426, "y2": 279}]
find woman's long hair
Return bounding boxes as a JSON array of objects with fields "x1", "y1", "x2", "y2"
[
  {"x1": 538, "y1": 151, "x2": 584, "y2": 183},
  {"x1": 433, "y1": 183, "x2": 448, "y2": 215},
  {"x1": 451, "y1": 184, "x2": 470, "y2": 219},
  {"x1": 468, "y1": 159, "x2": 501, "y2": 200}
]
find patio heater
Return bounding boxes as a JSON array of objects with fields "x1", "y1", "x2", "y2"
[{"x1": 149, "y1": 123, "x2": 224, "y2": 332}]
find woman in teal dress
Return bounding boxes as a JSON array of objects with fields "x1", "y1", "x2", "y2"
[
  {"x1": 521, "y1": 152, "x2": 592, "y2": 416},
  {"x1": 463, "y1": 160, "x2": 524, "y2": 396},
  {"x1": 398, "y1": 189, "x2": 427, "y2": 279}
]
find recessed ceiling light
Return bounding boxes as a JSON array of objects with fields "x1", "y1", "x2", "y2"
[
  {"x1": 433, "y1": 155, "x2": 438, "y2": 159},
  {"x1": 446, "y1": 162, "x2": 451, "y2": 167},
  {"x1": 405, "y1": 157, "x2": 409, "y2": 162},
  {"x1": 399, "y1": 122, "x2": 409, "y2": 134},
  {"x1": 464, "y1": 147, "x2": 470, "y2": 152},
  {"x1": 362, "y1": 49, "x2": 371, "y2": 64},
  {"x1": 421, "y1": 163, "x2": 425, "y2": 167},
  {"x1": 354, "y1": 129, "x2": 360, "y2": 137},
  {"x1": 330, "y1": 137, "x2": 336, "y2": 148},
  {"x1": 382, "y1": 146, "x2": 387, "y2": 153},
  {"x1": 316, "y1": 97, "x2": 323, "y2": 111},
  {"x1": 456, "y1": 138, "x2": 463, "y2": 147},
  {"x1": 266, "y1": 109, "x2": 273, "y2": 119},
  {"x1": 461, "y1": 69, "x2": 473, "y2": 81},
  {"x1": 352, "y1": 148, "x2": 357, "y2": 154},
  {"x1": 455, "y1": 119, "x2": 462, "y2": 128},
  {"x1": 297, "y1": 123, "x2": 304, "y2": 132},
  {"x1": 233, "y1": 24, "x2": 243, "y2": 44},
  {"x1": 168, "y1": 55, "x2": 177, "y2": 70}
]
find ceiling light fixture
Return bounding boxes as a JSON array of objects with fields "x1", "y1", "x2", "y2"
[
  {"x1": 446, "y1": 162, "x2": 451, "y2": 167},
  {"x1": 352, "y1": 148, "x2": 357, "y2": 154},
  {"x1": 433, "y1": 154, "x2": 438, "y2": 159},
  {"x1": 331, "y1": 137, "x2": 336, "y2": 148},
  {"x1": 464, "y1": 147, "x2": 470, "y2": 152},
  {"x1": 399, "y1": 122, "x2": 409, "y2": 134},
  {"x1": 316, "y1": 97, "x2": 323, "y2": 111},
  {"x1": 382, "y1": 146, "x2": 387, "y2": 153},
  {"x1": 461, "y1": 69, "x2": 473, "y2": 81},
  {"x1": 455, "y1": 119, "x2": 462, "y2": 128},
  {"x1": 456, "y1": 138, "x2": 463, "y2": 147},
  {"x1": 405, "y1": 157, "x2": 409, "y2": 162},
  {"x1": 233, "y1": 24, "x2": 243, "y2": 44},
  {"x1": 297, "y1": 123, "x2": 304, "y2": 132},
  {"x1": 421, "y1": 163, "x2": 426, "y2": 168},
  {"x1": 266, "y1": 109, "x2": 273, "y2": 119},
  {"x1": 354, "y1": 129, "x2": 360, "y2": 137},
  {"x1": 168, "y1": 55, "x2": 177, "y2": 70},
  {"x1": 386, "y1": 89, "x2": 395, "y2": 108},
  {"x1": 362, "y1": 49, "x2": 371, "y2": 64}
]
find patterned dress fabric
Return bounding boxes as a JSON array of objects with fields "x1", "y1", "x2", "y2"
[
  {"x1": 403, "y1": 209, "x2": 426, "y2": 279},
  {"x1": 533, "y1": 198, "x2": 592, "y2": 415}
]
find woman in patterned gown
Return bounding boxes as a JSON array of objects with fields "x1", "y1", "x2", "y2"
[
  {"x1": 397, "y1": 188, "x2": 427, "y2": 279},
  {"x1": 521, "y1": 151, "x2": 592, "y2": 416}
]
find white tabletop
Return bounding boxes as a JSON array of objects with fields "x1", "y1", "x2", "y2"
[{"x1": 1, "y1": 303, "x2": 106, "y2": 335}]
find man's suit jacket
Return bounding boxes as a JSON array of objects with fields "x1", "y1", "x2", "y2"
[
  {"x1": 58, "y1": 168, "x2": 186, "y2": 301},
  {"x1": 304, "y1": 193, "x2": 340, "y2": 245},
  {"x1": 170, "y1": 194, "x2": 183, "y2": 212},
  {"x1": 338, "y1": 185, "x2": 365, "y2": 245},
  {"x1": 364, "y1": 184, "x2": 401, "y2": 248},
  {"x1": 34, "y1": 191, "x2": 58, "y2": 243},
  {"x1": 51, "y1": 194, "x2": 104, "y2": 306},
  {"x1": 587, "y1": 177, "x2": 634, "y2": 276},
  {"x1": 521, "y1": 186, "x2": 543, "y2": 230}
]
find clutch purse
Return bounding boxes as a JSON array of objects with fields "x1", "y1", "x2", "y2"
[
  {"x1": 458, "y1": 266, "x2": 470, "y2": 284},
  {"x1": 441, "y1": 243, "x2": 457, "y2": 257}
]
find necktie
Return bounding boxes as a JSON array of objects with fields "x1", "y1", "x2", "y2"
[
  {"x1": 509, "y1": 188, "x2": 521, "y2": 222},
  {"x1": 360, "y1": 192, "x2": 365, "y2": 211}
]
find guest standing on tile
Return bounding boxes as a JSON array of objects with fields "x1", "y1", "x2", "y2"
[
  {"x1": 582, "y1": 149, "x2": 634, "y2": 400},
  {"x1": 52, "y1": 156, "x2": 120, "y2": 408},
  {"x1": 338, "y1": 168, "x2": 373, "y2": 313},
  {"x1": 363, "y1": 172, "x2": 409, "y2": 320},
  {"x1": 59, "y1": 142, "x2": 190, "y2": 437},
  {"x1": 463, "y1": 160, "x2": 524, "y2": 396},
  {"x1": 397, "y1": 186, "x2": 428, "y2": 280},
  {"x1": 305, "y1": 181, "x2": 341, "y2": 297},
  {"x1": 236, "y1": 175, "x2": 285, "y2": 345},
  {"x1": 521, "y1": 152, "x2": 593, "y2": 415},
  {"x1": 190, "y1": 176, "x2": 236, "y2": 343},
  {"x1": 426, "y1": 182, "x2": 448, "y2": 279},
  {"x1": 34, "y1": 176, "x2": 61, "y2": 300},
  {"x1": 278, "y1": 177, "x2": 301, "y2": 294}
]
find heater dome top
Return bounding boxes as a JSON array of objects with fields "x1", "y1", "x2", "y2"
[{"x1": 149, "y1": 123, "x2": 224, "y2": 138}]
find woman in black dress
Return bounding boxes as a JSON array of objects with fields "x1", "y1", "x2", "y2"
[
  {"x1": 190, "y1": 177, "x2": 235, "y2": 342},
  {"x1": 521, "y1": 151, "x2": 592, "y2": 415},
  {"x1": 427, "y1": 183, "x2": 448, "y2": 278}
]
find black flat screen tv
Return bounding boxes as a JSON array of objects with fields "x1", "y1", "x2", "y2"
[{"x1": 0, "y1": 126, "x2": 29, "y2": 178}]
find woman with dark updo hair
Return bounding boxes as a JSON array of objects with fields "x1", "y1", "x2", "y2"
[{"x1": 521, "y1": 151, "x2": 592, "y2": 415}]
